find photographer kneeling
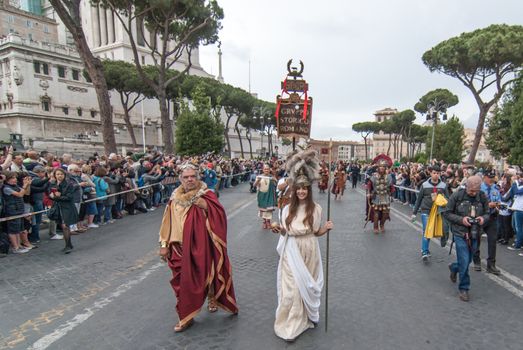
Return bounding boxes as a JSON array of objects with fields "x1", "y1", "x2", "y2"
[{"x1": 442, "y1": 175, "x2": 489, "y2": 302}]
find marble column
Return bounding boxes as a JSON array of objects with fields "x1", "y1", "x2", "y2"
[
  {"x1": 91, "y1": 5, "x2": 100, "y2": 47},
  {"x1": 107, "y1": 10, "x2": 115, "y2": 44},
  {"x1": 100, "y1": 7, "x2": 108, "y2": 46}
]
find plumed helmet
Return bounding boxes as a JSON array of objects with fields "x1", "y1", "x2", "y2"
[
  {"x1": 285, "y1": 150, "x2": 320, "y2": 187},
  {"x1": 372, "y1": 154, "x2": 392, "y2": 168}
]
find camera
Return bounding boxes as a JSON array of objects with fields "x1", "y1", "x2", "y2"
[
  {"x1": 498, "y1": 203, "x2": 509, "y2": 210},
  {"x1": 467, "y1": 217, "x2": 481, "y2": 239}
]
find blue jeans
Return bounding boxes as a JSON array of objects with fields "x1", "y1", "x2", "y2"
[
  {"x1": 153, "y1": 190, "x2": 161, "y2": 206},
  {"x1": 450, "y1": 235, "x2": 478, "y2": 291},
  {"x1": 29, "y1": 200, "x2": 44, "y2": 241},
  {"x1": 95, "y1": 202, "x2": 104, "y2": 224},
  {"x1": 421, "y1": 213, "x2": 431, "y2": 255},
  {"x1": 104, "y1": 204, "x2": 113, "y2": 222},
  {"x1": 513, "y1": 211, "x2": 523, "y2": 248}
]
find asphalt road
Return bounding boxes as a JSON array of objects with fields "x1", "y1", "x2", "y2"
[{"x1": 1, "y1": 182, "x2": 522, "y2": 350}]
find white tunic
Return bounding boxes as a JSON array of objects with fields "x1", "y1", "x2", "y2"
[{"x1": 274, "y1": 203, "x2": 324, "y2": 341}]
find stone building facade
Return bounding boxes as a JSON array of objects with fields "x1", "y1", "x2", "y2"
[
  {"x1": 0, "y1": 0, "x2": 272, "y2": 158},
  {"x1": 308, "y1": 138, "x2": 372, "y2": 162}
]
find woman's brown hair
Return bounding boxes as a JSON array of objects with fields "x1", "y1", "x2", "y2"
[
  {"x1": 285, "y1": 184, "x2": 315, "y2": 232},
  {"x1": 93, "y1": 166, "x2": 107, "y2": 177}
]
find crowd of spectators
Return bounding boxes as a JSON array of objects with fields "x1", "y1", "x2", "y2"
[
  {"x1": 362, "y1": 160, "x2": 523, "y2": 257},
  {"x1": 0, "y1": 147, "x2": 258, "y2": 256}
]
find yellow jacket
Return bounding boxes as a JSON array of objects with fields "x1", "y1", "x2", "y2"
[{"x1": 424, "y1": 194, "x2": 448, "y2": 239}]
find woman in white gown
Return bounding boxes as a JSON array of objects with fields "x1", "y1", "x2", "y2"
[{"x1": 272, "y1": 150, "x2": 334, "y2": 341}]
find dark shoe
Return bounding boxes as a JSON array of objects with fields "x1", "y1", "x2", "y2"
[
  {"x1": 62, "y1": 246, "x2": 73, "y2": 254},
  {"x1": 449, "y1": 264, "x2": 457, "y2": 283},
  {"x1": 458, "y1": 290, "x2": 469, "y2": 302},
  {"x1": 421, "y1": 253, "x2": 430, "y2": 263},
  {"x1": 500, "y1": 240, "x2": 508, "y2": 245},
  {"x1": 473, "y1": 263, "x2": 482, "y2": 272},
  {"x1": 486, "y1": 264, "x2": 501, "y2": 275}
]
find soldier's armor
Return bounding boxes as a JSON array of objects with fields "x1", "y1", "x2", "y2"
[{"x1": 370, "y1": 173, "x2": 392, "y2": 209}]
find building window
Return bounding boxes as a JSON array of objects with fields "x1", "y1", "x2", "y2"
[
  {"x1": 141, "y1": 55, "x2": 145, "y2": 65},
  {"x1": 28, "y1": 33, "x2": 33, "y2": 41},
  {"x1": 33, "y1": 61, "x2": 41, "y2": 73},
  {"x1": 62, "y1": 107, "x2": 69, "y2": 115},
  {"x1": 72, "y1": 69, "x2": 80, "y2": 81},
  {"x1": 44, "y1": 25, "x2": 49, "y2": 34},
  {"x1": 42, "y1": 63, "x2": 49, "y2": 75},
  {"x1": 58, "y1": 66, "x2": 65, "y2": 78},
  {"x1": 26, "y1": 20, "x2": 32, "y2": 28},
  {"x1": 8, "y1": 15, "x2": 14, "y2": 23},
  {"x1": 90, "y1": 110, "x2": 97, "y2": 118},
  {"x1": 42, "y1": 101, "x2": 50, "y2": 111},
  {"x1": 85, "y1": 72, "x2": 92, "y2": 83},
  {"x1": 77, "y1": 108, "x2": 82, "y2": 116}
]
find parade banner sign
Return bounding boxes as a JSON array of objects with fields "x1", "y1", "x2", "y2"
[
  {"x1": 275, "y1": 60, "x2": 313, "y2": 139},
  {"x1": 277, "y1": 99, "x2": 313, "y2": 138}
]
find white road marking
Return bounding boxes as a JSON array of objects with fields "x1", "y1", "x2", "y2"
[
  {"x1": 356, "y1": 188, "x2": 523, "y2": 299},
  {"x1": 29, "y1": 195, "x2": 256, "y2": 349},
  {"x1": 29, "y1": 262, "x2": 163, "y2": 350}
]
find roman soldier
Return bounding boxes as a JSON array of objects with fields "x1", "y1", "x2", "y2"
[{"x1": 366, "y1": 154, "x2": 393, "y2": 234}]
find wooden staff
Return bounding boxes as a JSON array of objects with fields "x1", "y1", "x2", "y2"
[{"x1": 325, "y1": 138, "x2": 332, "y2": 332}]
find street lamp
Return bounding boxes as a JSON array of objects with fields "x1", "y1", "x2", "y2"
[{"x1": 426, "y1": 99, "x2": 448, "y2": 163}]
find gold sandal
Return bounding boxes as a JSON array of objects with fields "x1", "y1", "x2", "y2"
[{"x1": 174, "y1": 319, "x2": 193, "y2": 332}]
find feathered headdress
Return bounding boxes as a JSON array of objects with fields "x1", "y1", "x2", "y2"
[{"x1": 285, "y1": 149, "x2": 320, "y2": 187}]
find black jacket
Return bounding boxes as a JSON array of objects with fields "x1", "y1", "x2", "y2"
[
  {"x1": 50, "y1": 179, "x2": 79, "y2": 226},
  {"x1": 30, "y1": 175, "x2": 50, "y2": 204},
  {"x1": 413, "y1": 178, "x2": 450, "y2": 215},
  {"x1": 442, "y1": 189, "x2": 489, "y2": 238}
]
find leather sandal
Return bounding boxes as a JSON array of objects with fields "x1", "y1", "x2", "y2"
[
  {"x1": 207, "y1": 298, "x2": 218, "y2": 313},
  {"x1": 174, "y1": 319, "x2": 193, "y2": 332}
]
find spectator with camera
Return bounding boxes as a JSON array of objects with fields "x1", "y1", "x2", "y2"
[
  {"x1": 473, "y1": 170, "x2": 501, "y2": 274},
  {"x1": 443, "y1": 175, "x2": 489, "y2": 301},
  {"x1": 48, "y1": 168, "x2": 78, "y2": 254}
]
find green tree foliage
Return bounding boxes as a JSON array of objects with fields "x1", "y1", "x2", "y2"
[
  {"x1": 425, "y1": 116, "x2": 464, "y2": 163},
  {"x1": 403, "y1": 124, "x2": 429, "y2": 159},
  {"x1": 221, "y1": 86, "x2": 256, "y2": 158},
  {"x1": 175, "y1": 83, "x2": 224, "y2": 156},
  {"x1": 414, "y1": 89, "x2": 459, "y2": 114},
  {"x1": 422, "y1": 24, "x2": 523, "y2": 163},
  {"x1": 352, "y1": 121, "x2": 380, "y2": 160},
  {"x1": 102, "y1": 60, "x2": 154, "y2": 147},
  {"x1": 486, "y1": 75, "x2": 523, "y2": 165},
  {"x1": 392, "y1": 110, "x2": 416, "y2": 159},
  {"x1": 49, "y1": 0, "x2": 117, "y2": 153},
  {"x1": 98, "y1": 0, "x2": 224, "y2": 153}
]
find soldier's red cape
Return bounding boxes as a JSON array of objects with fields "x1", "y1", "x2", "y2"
[{"x1": 168, "y1": 190, "x2": 238, "y2": 327}]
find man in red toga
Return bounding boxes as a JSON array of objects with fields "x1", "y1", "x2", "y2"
[{"x1": 159, "y1": 163, "x2": 238, "y2": 332}]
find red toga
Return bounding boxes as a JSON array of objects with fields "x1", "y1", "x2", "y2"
[{"x1": 167, "y1": 190, "x2": 238, "y2": 327}]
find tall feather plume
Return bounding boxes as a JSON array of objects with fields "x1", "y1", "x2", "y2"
[{"x1": 285, "y1": 149, "x2": 320, "y2": 186}]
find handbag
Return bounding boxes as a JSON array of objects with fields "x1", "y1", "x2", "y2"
[{"x1": 47, "y1": 205, "x2": 60, "y2": 221}]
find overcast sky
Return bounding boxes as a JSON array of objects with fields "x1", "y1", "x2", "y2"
[{"x1": 199, "y1": 0, "x2": 522, "y2": 141}]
